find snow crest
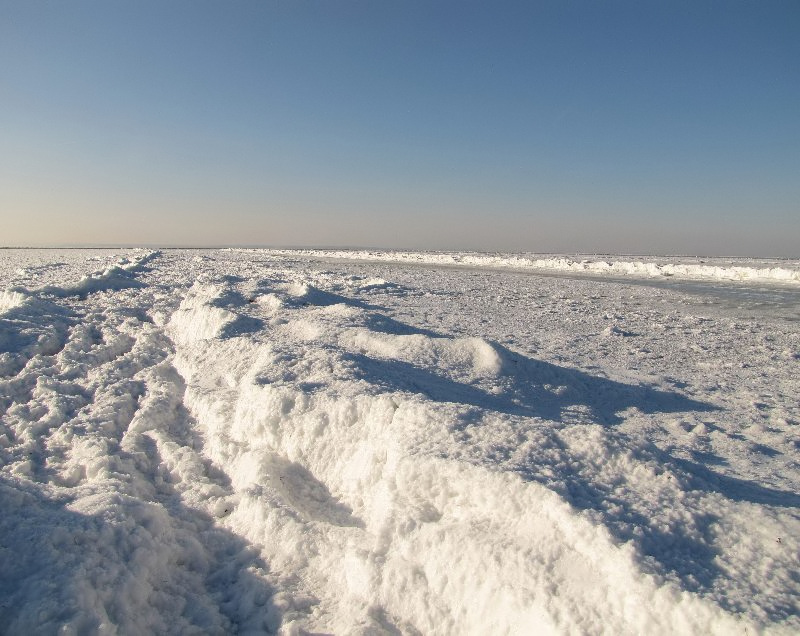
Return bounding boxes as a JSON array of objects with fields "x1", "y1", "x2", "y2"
[{"x1": 0, "y1": 289, "x2": 28, "y2": 314}]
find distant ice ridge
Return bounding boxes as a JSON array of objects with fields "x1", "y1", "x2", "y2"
[{"x1": 266, "y1": 249, "x2": 800, "y2": 284}]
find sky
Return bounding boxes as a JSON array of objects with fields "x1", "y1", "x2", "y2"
[{"x1": 1, "y1": 1, "x2": 798, "y2": 256}]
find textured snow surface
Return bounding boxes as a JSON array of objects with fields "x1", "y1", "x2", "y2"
[{"x1": 0, "y1": 249, "x2": 798, "y2": 634}]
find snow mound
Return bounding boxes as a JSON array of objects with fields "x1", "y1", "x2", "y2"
[
  {"x1": 255, "y1": 293, "x2": 284, "y2": 311},
  {"x1": 167, "y1": 283, "x2": 238, "y2": 346},
  {"x1": 0, "y1": 288, "x2": 29, "y2": 313},
  {"x1": 345, "y1": 331, "x2": 503, "y2": 379}
]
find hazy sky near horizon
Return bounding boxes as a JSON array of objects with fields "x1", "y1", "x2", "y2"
[{"x1": 2, "y1": 1, "x2": 798, "y2": 255}]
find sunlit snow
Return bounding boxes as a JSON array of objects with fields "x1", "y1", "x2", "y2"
[{"x1": 0, "y1": 248, "x2": 797, "y2": 634}]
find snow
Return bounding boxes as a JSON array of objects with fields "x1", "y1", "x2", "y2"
[{"x1": 0, "y1": 248, "x2": 798, "y2": 634}]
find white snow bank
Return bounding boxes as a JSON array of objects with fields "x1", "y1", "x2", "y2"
[{"x1": 265, "y1": 249, "x2": 800, "y2": 285}]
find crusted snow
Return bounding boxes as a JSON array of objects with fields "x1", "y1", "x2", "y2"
[{"x1": 0, "y1": 248, "x2": 798, "y2": 634}]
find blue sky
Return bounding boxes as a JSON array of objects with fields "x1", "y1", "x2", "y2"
[{"x1": 2, "y1": 1, "x2": 798, "y2": 255}]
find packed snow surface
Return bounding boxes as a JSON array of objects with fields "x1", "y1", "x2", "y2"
[{"x1": 0, "y1": 248, "x2": 798, "y2": 634}]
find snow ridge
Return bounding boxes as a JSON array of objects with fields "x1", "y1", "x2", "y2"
[
  {"x1": 165, "y1": 274, "x2": 790, "y2": 634},
  {"x1": 43, "y1": 249, "x2": 162, "y2": 297},
  {"x1": 266, "y1": 249, "x2": 800, "y2": 284}
]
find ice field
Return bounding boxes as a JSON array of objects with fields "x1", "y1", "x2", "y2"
[{"x1": 0, "y1": 248, "x2": 798, "y2": 634}]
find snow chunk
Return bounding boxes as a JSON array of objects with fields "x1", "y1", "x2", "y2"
[
  {"x1": 255, "y1": 293, "x2": 284, "y2": 311},
  {"x1": 0, "y1": 288, "x2": 28, "y2": 313},
  {"x1": 167, "y1": 283, "x2": 238, "y2": 345},
  {"x1": 285, "y1": 282, "x2": 311, "y2": 298}
]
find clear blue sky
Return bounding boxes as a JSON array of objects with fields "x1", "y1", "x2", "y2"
[{"x1": 2, "y1": 1, "x2": 798, "y2": 255}]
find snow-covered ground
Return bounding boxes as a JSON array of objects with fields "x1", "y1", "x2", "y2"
[{"x1": 0, "y1": 248, "x2": 798, "y2": 634}]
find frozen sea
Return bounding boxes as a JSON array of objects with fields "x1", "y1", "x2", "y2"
[{"x1": 0, "y1": 248, "x2": 798, "y2": 634}]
